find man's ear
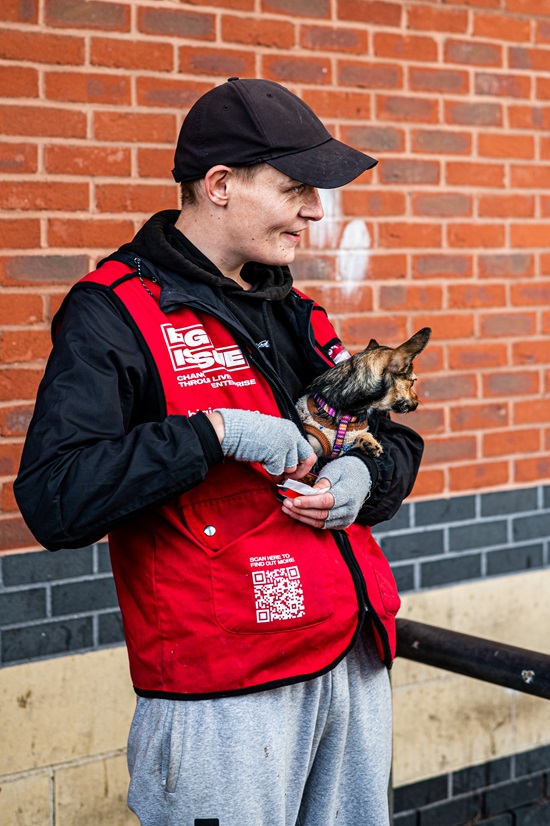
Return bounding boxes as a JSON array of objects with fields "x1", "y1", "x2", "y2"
[{"x1": 203, "y1": 165, "x2": 233, "y2": 207}]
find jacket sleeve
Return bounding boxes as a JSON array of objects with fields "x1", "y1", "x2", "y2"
[
  {"x1": 14, "y1": 287, "x2": 222, "y2": 551},
  {"x1": 350, "y1": 412, "x2": 424, "y2": 526}
]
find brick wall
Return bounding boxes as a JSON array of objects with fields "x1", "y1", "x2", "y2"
[
  {"x1": 1, "y1": 0, "x2": 550, "y2": 553},
  {"x1": 0, "y1": 0, "x2": 550, "y2": 550}
]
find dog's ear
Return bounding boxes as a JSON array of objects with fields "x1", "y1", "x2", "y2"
[
  {"x1": 387, "y1": 328, "x2": 431, "y2": 373},
  {"x1": 366, "y1": 338, "x2": 380, "y2": 350}
]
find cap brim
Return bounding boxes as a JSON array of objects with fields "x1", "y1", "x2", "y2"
[{"x1": 267, "y1": 138, "x2": 377, "y2": 189}]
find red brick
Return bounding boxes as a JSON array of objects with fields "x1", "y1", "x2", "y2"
[
  {"x1": 451, "y1": 402, "x2": 508, "y2": 431},
  {"x1": 302, "y1": 25, "x2": 368, "y2": 53},
  {"x1": 422, "y1": 373, "x2": 477, "y2": 402},
  {"x1": 411, "y1": 129, "x2": 471, "y2": 155},
  {"x1": 412, "y1": 193, "x2": 472, "y2": 217},
  {"x1": 408, "y1": 4, "x2": 468, "y2": 32},
  {"x1": 511, "y1": 224, "x2": 550, "y2": 248},
  {"x1": 513, "y1": 340, "x2": 550, "y2": 365},
  {"x1": 536, "y1": 21, "x2": 550, "y2": 42},
  {"x1": 340, "y1": 315, "x2": 408, "y2": 346},
  {"x1": 511, "y1": 282, "x2": 550, "y2": 306},
  {"x1": 448, "y1": 284, "x2": 506, "y2": 308},
  {"x1": 379, "y1": 285, "x2": 442, "y2": 311},
  {"x1": 0, "y1": 30, "x2": 85, "y2": 64},
  {"x1": 481, "y1": 312, "x2": 536, "y2": 337},
  {"x1": 0, "y1": 330, "x2": 52, "y2": 364},
  {"x1": 409, "y1": 67, "x2": 469, "y2": 94},
  {"x1": 223, "y1": 15, "x2": 295, "y2": 48},
  {"x1": 378, "y1": 222, "x2": 442, "y2": 249},
  {"x1": 91, "y1": 37, "x2": 174, "y2": 71},
  {"x1": 474, "y1": 12, "x2": 531, "y2": 40},
  {"x1": 138, "y1": 148, "x2": 174, "y2": 179},
  {"x1": 45, "y1": 72, "x2": 131, "y2": 105},
  {"x1": 448, "y1": 342, "x2": 508, "y2": 370},
  {"x1": 343, "y1": 125, "x2": 403, "y2": 152},
  {"x1": 342, "y1": 189, "x2": 405, "y2": 217},
  {"x1": 338, "y1": 61, "x2": 403, "y2": 89},
  {"x1": 445, "y1": 100, "x2": 502, "y2": 126},
  {"x1": 426, "y1": 313, "x2": 476, "y2": 341},
  {"x1": 0, "y1": 367, "x2": 43, "y2": 401},
  {"x1": 413, "y1": 253, "x2": 473, "y2": 279},
  {"x1": 515, "y1": 456, "x2": 550, "y2": 485},
  {"x1": 446, "y1": 162, "x2": 504, "y2": 187},
  {"x1": 0, "y1": 295, "x2": 44, "y2": 325},
  {"x1": 46, "y1": 0, "x2": 130, "y2": 30},
  {"x1": 186, "y1": 0, "x2": 253, "y2": 8},
  {"x1": 486, "y1": 369, "x2": 540, "y2": 396},
  {"x1": 262, "y1": 55, "x2": 331, "y2": 84},
  {"x1": 138, "y1": 7, "x2": 215, "y2": 39},
  {"x1": 479, "y1": 253, "x2": 534, "y2": 279},
  {"x1": 507, "y1": 0, "x2": 550, "y2": 15},
  {"x1": 45, "y1": 144, "x2": 131, "y2": 177},
  {"x1": 540, "y1": 137, "x2": 550, "y2": 160},
  {"x1": 447, "y1": 223, "x2": 505, "y2": 248},
  {"x1": 407, "y1": 408, "x2": 446, "y2": 435},
  {"x1": 510, "y1": 46, "x2": 550, "y2": 72},
  {"x1": 1, "y1": 481, "x2": 17, "y2": 513},
  {"x1": 0, "y1": 517, "x2": 37, "y2": 551},
  {"x1": 367, "y1": 253, "x2": 407, "y2": 280},
  {"x1": 0, "y1": 66, "x2": 38, "y2": 98},
  {"x1": 291, "y1": 254, "x2": 336, "y2": 282},
  {"x1": 137, "y1": 77, "x2": 211, "y2": 110},
  {"x1": 93, "y1": 111, "x2": 176, "y2": 143},
  {"x1": 445, "y1": 39, "x2": 503, "y2": 66},
  {"x1": 178, "y1": 46, "x2": 255, "y2": 78},
  {"x1": 300, "y1": 284, "x2": 373, "y2": 314},
  {"x1": 0, "y1": 143, "x2": 37, "y2": 174},
  {"x1": 379, "y1": 159, "x2": 440, "y2": 185},
  {"x1": 475, "y1": 72, "x2": 531, "y2": 98},
  {"x1": 0, "y1": 0, "x2": 38, "y2": 23},
  {"x1": 0, "y1": 105, "x2": 86, "y2": 138},
  {"x1": 0, "y1": 219, "x2": 41, "y2": 250},
  {"x1": 303, "y1": 90, "x2": 371, "y2": 120},
  {"x1": 478, "y1": 194, "x2": 535, "y2": 218},
  {"x1": 48, "y1": 218, "x2": 134, "y2": 249},
  {"x1": 373, "y1": 33, "x2": 438, "y2": 62},
  {"x1": 0, "y1": 182, "x2": 89, "y2": 212},
  {"x1": 536, "y1": 77, "x2": 550, "y2": 100},
  {"x1": 424, "y1": 436, "x2": 476, "y2": 464},
  {"x1": 337, "y1": 0, "x2": 402, "y2": 26},
  {"x1": 412, "y1": 468, "x2": 445, "y2": 498},
  {"x1": 514, "y1": 399, "x2": 550, "y2": 426},
  {"x1": 95, "y1": 184, "x2": 178, "y2": 214},
  {"x1": 263, "y1": 0, "x2": 330, "y2": 16},
  {"x1": 376, "y1": 94, "x2": 438, "y2": 123},
  {"x1": 478, "y1": 133, "x2": 534, "y2": 159},
  {"x1": 449, "y1": 461, "x2": 509, "y2": 492},
  {"x1": 0, "y1": 255, "x2": 89, "y2": 286},
  {"x1": 445, "y1": 0, "x2": 501, "y2": 7},
  {"x1": 508, "y1": 105, "x2": 550, "y2": 130}
]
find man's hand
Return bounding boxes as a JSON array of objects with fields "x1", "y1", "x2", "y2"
[
  {"x1": 281, "y1": 455, "x2": 372, "y2": 530},
  {"x1": 210, "y1": 409, "x2": 315, "y2": 477}
]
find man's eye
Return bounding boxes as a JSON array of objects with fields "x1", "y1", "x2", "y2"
[{"x1": 293, "y1": 184, "x2": 306, "y2": 193}]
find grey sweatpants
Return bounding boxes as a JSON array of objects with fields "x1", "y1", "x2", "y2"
[{"x1": 127, "y1": 630, "x2": 392, "y2": 826}]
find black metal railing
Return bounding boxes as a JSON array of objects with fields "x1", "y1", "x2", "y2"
[{"x1": 395, "y1": 618, "x2": 550, "y2": 700}]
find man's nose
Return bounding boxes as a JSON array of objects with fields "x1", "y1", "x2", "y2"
[{"x1": 302, "y1": 188, "x2": 324, "y2": 222}]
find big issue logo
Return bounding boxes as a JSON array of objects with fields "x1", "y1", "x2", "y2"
[{"x1": 161, "y1": 322, "x2": 256, "y2": 391}]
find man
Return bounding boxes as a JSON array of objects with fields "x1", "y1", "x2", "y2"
[{"x1": 15, "y1": 78, "x2": 423, "y2": 826}]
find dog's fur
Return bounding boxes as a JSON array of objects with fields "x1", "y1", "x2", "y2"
[{"x1": 296, "y1": 328, "x2": 431, "y2": 459}]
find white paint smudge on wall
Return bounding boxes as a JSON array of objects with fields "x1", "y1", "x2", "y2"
[{"x1": 307, "y1": 189, "x2": 371, "y2": 293}]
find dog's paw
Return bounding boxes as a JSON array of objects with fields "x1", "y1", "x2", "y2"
[{"x1": 353, "y1": 432, "x2": 384, "y2": 457}]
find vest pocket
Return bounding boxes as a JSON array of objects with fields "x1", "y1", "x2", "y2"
[{"x1": 210, "y1": 513, "x2": 337, "y2": 634}]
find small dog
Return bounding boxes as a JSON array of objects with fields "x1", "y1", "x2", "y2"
[{"x1": 296, "y1": 328, "x2": 431, "y2": 459}]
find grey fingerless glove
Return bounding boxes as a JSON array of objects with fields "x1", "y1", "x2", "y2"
[
  {"x1": 216, "y1": 409, "x2": 314, "y2": 476},
  {"x1": 318, "y1": 455, "x2": 372, "y2": 530}
]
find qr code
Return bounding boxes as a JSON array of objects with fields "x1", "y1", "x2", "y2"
[{"x1": 253, "y1": 566, "x2": 305, "y2": 623}]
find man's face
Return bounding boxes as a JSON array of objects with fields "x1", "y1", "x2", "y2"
[{"x1": 225, "y1": 164, "x2": 324, "y2": 269}]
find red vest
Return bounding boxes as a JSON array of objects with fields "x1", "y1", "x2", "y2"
[{"x1": 82, "y1": 261, "x2": 400, "y2": 698}]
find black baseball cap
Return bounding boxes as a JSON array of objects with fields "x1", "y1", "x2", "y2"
[{"x1": 172, "y1": 77, "x2": 377, "y2": 189}]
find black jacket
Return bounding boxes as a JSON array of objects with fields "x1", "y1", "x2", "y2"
[{"x1": 15, "y1": 212, "x2": 424, "y2": 551}]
